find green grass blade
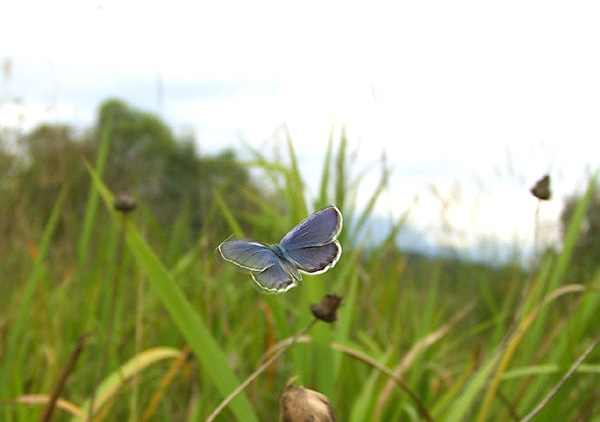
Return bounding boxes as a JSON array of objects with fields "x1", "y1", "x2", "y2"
[
  {"x1": 349, "y1": 363, "x2": 386, "y2": 422},
  {"x1": 352, "y1": 158, "x2": 391, "y2": 240},
  {"x1": 165, "y1": 202, "x2": 191, "y2": 266},
  {"x1": 77, "y1": 116, "x2": 112, "y2": 270},
  {"x1": 318, "y1": 121, "x2": 335, "y2": 206},
  {"x1": 440, "y1": 355, "x2": 500, "y2": 422},
  {"x1": 86, "y1": 163, "x2": 259, "y2": 422},
  {"x1": 73, "y1": 347, "x2": 183, "y2": 421},
  {"x1": 285, "y1": 135, "x2": 308, "y2": 219},
  {"x1": 333, "y1": 248, "x2": 362, "y2": 376},
  {"x1": 547, "y1": 172, "x2": 598, "y2": 292},
  {"x1": 214, "y1": 188, "x2": 245, "y2": 238},
  {"x1": 124, "y1": 229, "x2": 259, "y2": 421},
  {"x1": 516, "y1": 173, "x2": 599, "y2": 399},
  {"x1": 334, "y1": 126, "x2": 347, "y2": 211},
  {"x1": 242, "y1": 141, "x2": 288, "y2": 198},
  {"x1": 0, "y1": 185, "x2": 69, "y2": 422}
]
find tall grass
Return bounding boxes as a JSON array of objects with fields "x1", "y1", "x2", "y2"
[{"x1": 1, "y1": 119, "x2": 600, "y2": 421}]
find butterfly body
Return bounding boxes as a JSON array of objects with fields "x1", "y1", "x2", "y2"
[
  {"x1": 218, "y1": 205, "x2": 342, "y2": 293},
  {"x1": 269, "y1": 244, "x2": 288, "y2": 261}
]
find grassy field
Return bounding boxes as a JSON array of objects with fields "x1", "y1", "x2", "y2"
[{"x1": 1, "y1": 123, "x2": 600, "y2": 422}]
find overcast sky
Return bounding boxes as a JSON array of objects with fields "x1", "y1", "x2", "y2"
[{"x1": 2, "y1": 0, "x2": 600, "y2": 260}]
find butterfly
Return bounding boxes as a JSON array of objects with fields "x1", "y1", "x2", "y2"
[{"x1": 218, "y1": 205, "x2": 343, "y2": 293}]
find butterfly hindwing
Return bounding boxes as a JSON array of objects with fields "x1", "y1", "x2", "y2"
[
  {"x1": 283, "y1": 242, "x2": 342, "y2": 274},
  {"x1": 251, "y1": 261, "x2": 297, "y2": 292},
  {"x1": 218, "y1": 240, "x2": 299, "y2": 292}
]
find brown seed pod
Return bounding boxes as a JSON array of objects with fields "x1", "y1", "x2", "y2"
[
  {"x1": 114, "y1": 193, "x2": 137, "y2": 212},
  {"x1": 530, "y1": 175, "x2": 551, "y2": 200},
  {"x1": 311, "y1": 294, "x2": 343, "y2": 322},
  {"x1": 279, "y1": 378, "x2": 336, "y2": 422}
]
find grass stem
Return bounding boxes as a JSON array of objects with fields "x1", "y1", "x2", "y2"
[
  {"x1": 87, "y1": 213, "x2": 127, "y2": 421},
  {"x1": 40, "y1": 333, "x2": 88, "y2": 422},
  {"x1": 519, "y1": 331, "x2": 600, "y2": 422},
  {"x1": 205, "y1": 319, "x2": 318, "y2": 422}
]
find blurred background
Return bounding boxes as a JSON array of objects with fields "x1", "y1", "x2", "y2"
[
  {"x1": 3, "y1": 2, "x2": 600, "y2": 421},
  {"x1": 3, "y1": 0, "x2": 599, "y2": 262}
]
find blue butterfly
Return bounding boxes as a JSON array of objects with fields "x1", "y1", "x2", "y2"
[{"x1": 218, "y1": 205, "x2": 343, "y2": 293}]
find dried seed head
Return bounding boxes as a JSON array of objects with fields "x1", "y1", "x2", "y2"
[
  {"x1": 530, "y1": 175, "x2": 551, "y2": 200},
  {"x1": 279, "y1": 378, "x2": 336, "y2": 422},
  {"x1": 311, "y1": 294, "x2": 342, "y2": 323},
  {"x1": 114, "y1": 193, "x2": 137, "y2": 212}
]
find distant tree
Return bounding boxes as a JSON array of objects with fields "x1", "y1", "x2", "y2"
[
  {"x1": 94, "y1": 98, "x2": 178, "y2": 197},
  {"x1": 91, "y1": 98, "x2": 263, "y2": 239},
  {"x1": 0, "y1": 135, "x2": 20, "y2": 246},
  {"x1": 16, "y1": 124, "x2": 92, "y2": 232},
  {"x1": 0, "y1": 124, "x2": 94, "y2": 269},
  {"x1": 0, "y1": 98, "x2": 267, "y2": 267},
  {"x1": 560, "y1": 189, "x2": 600, "y2": 281},
  {"x1": 163, "y1": 144, "x2": 258, "y2": 235}
]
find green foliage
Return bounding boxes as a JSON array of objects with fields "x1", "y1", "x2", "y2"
[
  {"x1": 561, "y1": 185, "x2": 600, "y2": 282},
  {"x1": 94, "y1": 99, "x2": 262, "y2": 240},
  {"x1": 1, "y1": 105, "x2": 600, "y2": 422},
  {"x1": 85, "y1": 162, "x2": 258, "y2": 421},
  {"x1": 0, "y1": 99, "x2": 260, "y2": 283},
  {"x1": 0, "y1": 185, "x2": 68, "y2": 421}
]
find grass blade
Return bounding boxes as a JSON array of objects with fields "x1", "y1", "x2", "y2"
[
  {"x1": 0, "y1": 185, "x2": 68, "y2": 422},
  {"x1": 73, "y1": 347, "x2": 183, "y2": 421},
  {"x1": 334, "y1": 126, "x2": 347, "y2": 211},
  {"x1": 318, "y1": 121, "x2": 335, "y2": 206},
  {"x1": 547, "y1": 172, "x2": 598, "y2": 292},
  {"x1": 86, "y1": 163, "x2": 260, "y2": 422},
  {"x1": 77, "y1": 116, "x2": 112, "y2": 271}
]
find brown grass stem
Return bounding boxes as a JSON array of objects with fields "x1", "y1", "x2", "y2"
[
  {"x1": 470, "y1": 198, "x2": 543, "y2": 421},
  {"x1": 205, "y1": 319, "x2": 318, "y2": 422},
  {"x1": 40, "y1": 333, "x2": 88, "y2": 422},
  {"x1": 142, "y1": 344, "x2": 192, "y2": 422},
  {"x1": 130, "y1": 272, "x2": 146, "y2": 420},
  {"x1": 496, "y1": 390, "x2": 521, "y2": 421},
  {"x1": 332, "y1": 343, "x2": 433, "y2": 422},
  {"x1": 519, "y1": 331, "x2": 600, "y2": 422},
  {"x1": 375, "y1": 302, "x2": 476, "y2": 420}
]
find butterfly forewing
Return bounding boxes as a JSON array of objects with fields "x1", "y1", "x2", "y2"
[
  {"x1": 279, "y1": 206, "x2": 342, "y2": 249},
  {"x1": 218, "y1": 240, "x2": 278, "y2": 271}
]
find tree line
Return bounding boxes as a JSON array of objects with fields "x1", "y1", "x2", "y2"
[
  {"x1": 0, "y1": 99, "x2": 267, "y2": 272},
  {"x1": 0, "y1": 98, "x2": 598, "y2": 282}
]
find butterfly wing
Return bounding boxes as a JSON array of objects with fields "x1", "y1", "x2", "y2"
[
  {"x1": 280, "y1": 205, "x2": 342, "y2": 249},
  {"x1": 251, "y1": 261, "x2": 297, "y2": 292},
  {"x1": 282, "y1": 242, "x2": 341, "y2": 274},
  {"x1": 279, "y1": 205, "x2": 343, "y2": 274},
  {"x1": 218, "y1": 205, "x2": 343, "y2": 291},
  {"x1": 217, "y1": 239, "x2": 299, "y2": 292},
  {"x1": 218, "y1": 240, "x2": 278, "y2": 271}
]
